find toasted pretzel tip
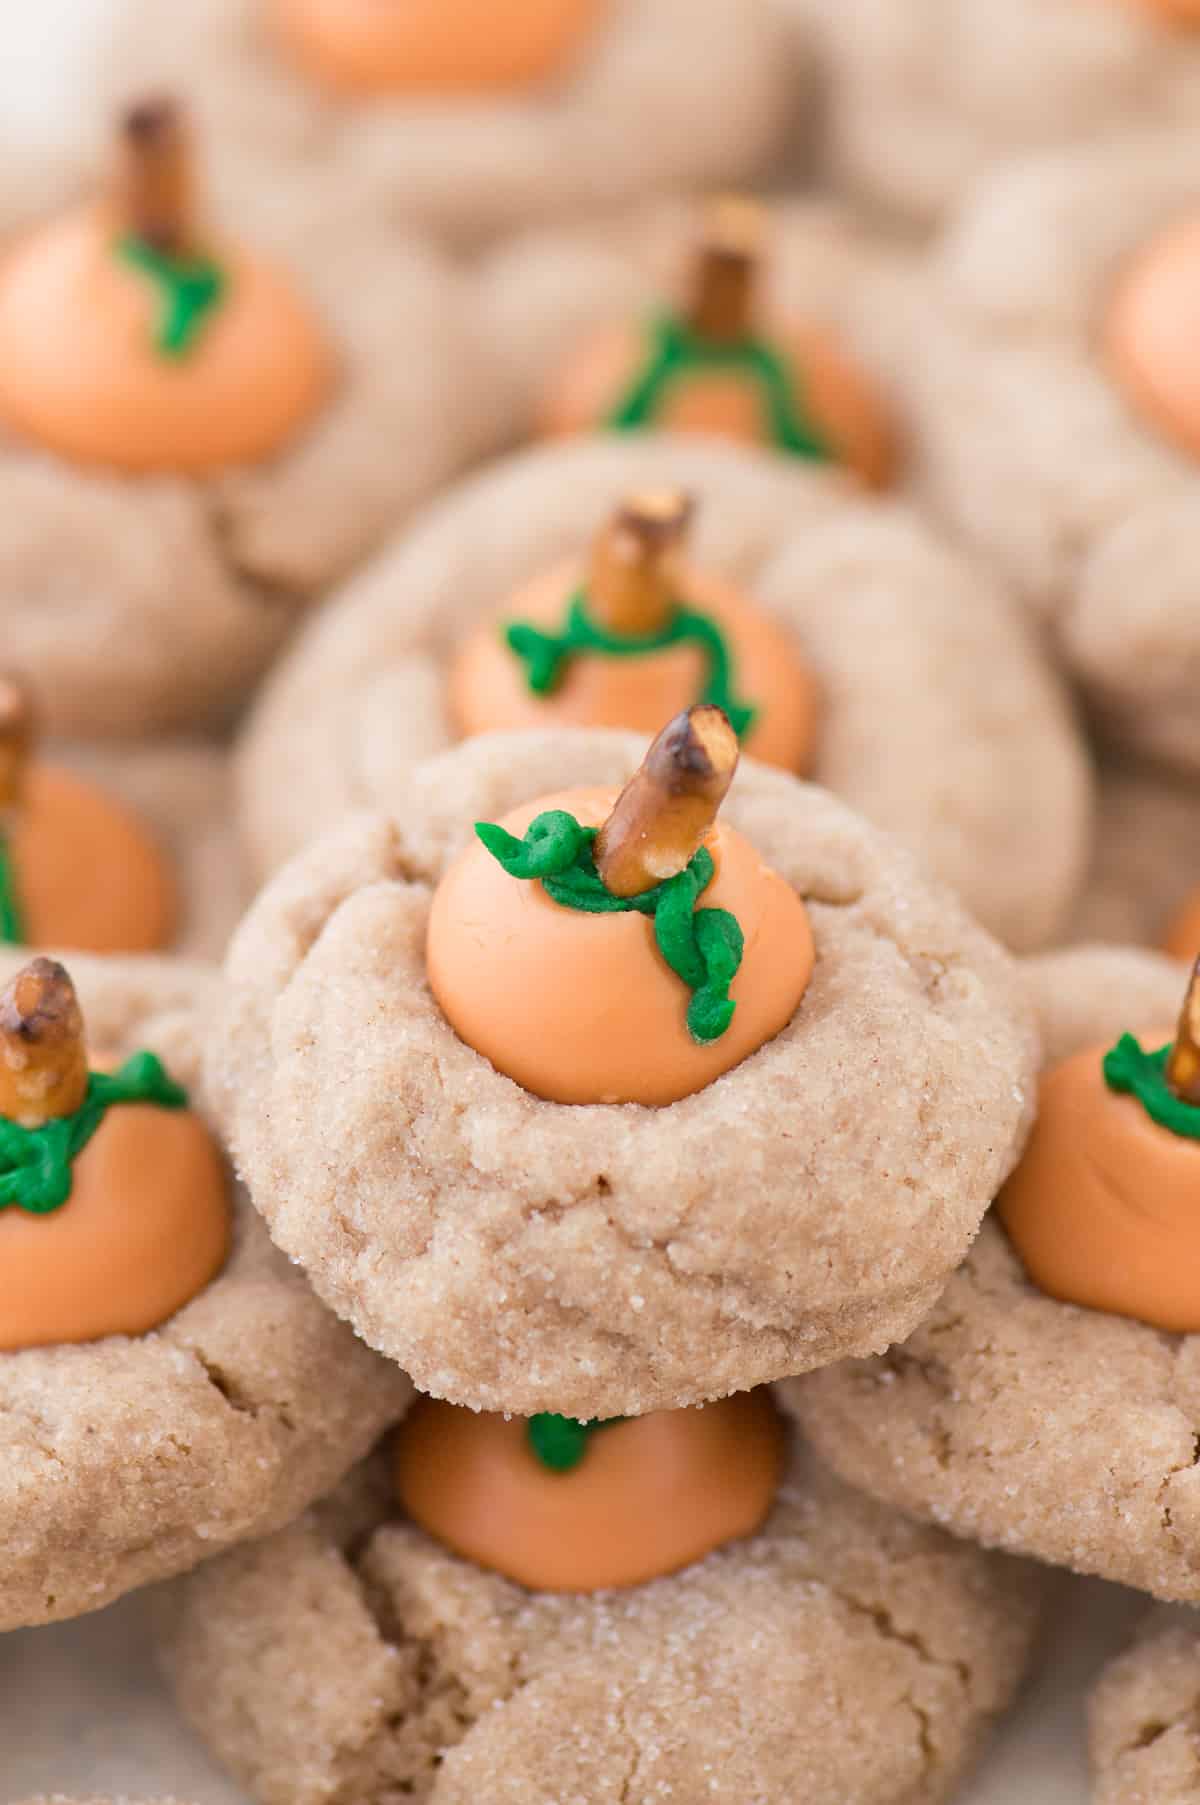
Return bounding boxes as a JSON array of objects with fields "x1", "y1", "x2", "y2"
[
  {"x1": 689, "y1": 194, "x2": 767, "y2": 342},
  {"x1": 0, "y1": 958, "x2": 89, "y2": 1126},
  {"x1": 589, "y1": 488, "x2": 693, "y2": 636},
  {"x1": 113, "y1": 94, "x2": 194, "y2": 254},
  {"x1": 595, "y1": 705, "x2": 739, "y2": 898},
  {"x1": 1167, "y1": 956, "x2": 1200, "y2": 1105},
  {"x1": 0, "y1": 673, "x2": 34, "y2": 814}
]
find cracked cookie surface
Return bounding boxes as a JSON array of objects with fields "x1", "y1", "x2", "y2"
[
  {"x1": 213, "y1": 725, "x2": 1039, "y2": 1419},
  {"x1": 1090, "y1": 1607, "x2": 1200, "y2": 1803},
  {"x1": 0, "y1": 951, "x2": 411, "y2": 1632},
  {"x1": 159, "y1": 1430, "x2": 1043, "y2": 1805},
  {"x1": 788, "y1": 945, "x2": 1200, "y2": 1601}
]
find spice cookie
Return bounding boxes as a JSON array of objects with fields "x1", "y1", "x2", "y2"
[
  {"x1": 1067, "y1": 759, "x2": 1200, "y2": 959},
  {"x1": 236, "y1": 433, "x2": 1091, "y2": 952},
  {"x1": 0, "y1": 98, "x2": 492, "y2": 742},
  {"x1": 783, "y1": 0, "x2": 1200, "y2": 233},
  {"x1": 894, "y1": 130, "x2": 1200, "y2": 774},
  {"x1": 477, "y1": 194, "x2": 910, "y2": 480},
  {"x1": 0, "y1": 950, "x2": 410, "y2": 1631},
  {"x1": 214, "y1": 715, "x2": 1039, "y2": 1418},
  {"x1": 103, "y1": 0, "x2": 797, "y2": 250},
  {"x1": 787, "y1": 942, "x2": 1200, "y2": 1601},
  {"x1": 1089, "y1": 1608, "x2": 1200, "y2": 1803},
  {"x1": 158, "y1": 1423, "x2": 1043, "y2": 1805},
  {"x1": 0, "y1": 670, "x2": 246, "y2": 963}
]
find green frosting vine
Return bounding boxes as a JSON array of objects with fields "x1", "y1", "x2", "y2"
[
  {"x1": 608, "y1": 312, "x2": 832, "y2": 462},
  {"x1": 0, "y1": 1052, "x2": 189, "y2": 1215},
  {"x1": 1102, "y1": 1034, "x2": 1200, "y2": 1140},
  {"x1": 117, "y1": 235, "x2": 227, "y2": 357},
  {"x1": 505, "y1": 589, "x2": 757, "y2": 739},
  {"x1": 527, "y1": 1414, "x2": 622, "y2": 1473},
  {"x1": 475, "y1": 809, "x2": 744, "y2": 1045},
  {"x1": 0, "y1": 833, "x2": 24, "y2": 945}
]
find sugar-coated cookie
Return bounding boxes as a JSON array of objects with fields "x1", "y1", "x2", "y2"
[
  {"x1": 237, "y1": 435, "x2": 1091, "y2": 952},
  {"x1": 781, "y1": 0, "x2": 1200, "y2": 232},
  {"x1": 895, "y1": 132, "x2": 1200, "y2": 774},
  {"x1": 1066, "y1": 759, "x2": 1200, "y2": 956},
  {"x1": 788, "y1": 943, "x2": 1200, "y2": 1601},
  {"x1": 213, "y1": 724, "x2": 1038, "y2": 1418},
  {"x1": 102, "y1": 0, "x2": 798, "y2": 249},
  {"x1": 0, "y1": 102, "x2": 493, "y2": 741},
  {"x1": 0, "y1": 951, "x2": 409, "y2": 1631},
  {"x1": 1089, "y1": 1608, "x2": 1200, "y2": 1803},
  {"x1": 158, "y1": 1429, "x2": 1043, "y2": 1805}
]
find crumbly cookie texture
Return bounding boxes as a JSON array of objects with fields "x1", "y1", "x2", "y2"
[
  {"x1": 214, "y1": 726, "x2": 1039, "y2": 1419},
  {"x1": 0, "y1": 951, "x2": 411, "y2": 1632},
  {"x1": 1090, "y1": 1608, "x2": 1200, "y2": 1804},
  {"x1": 158, "y1": 1432, "x2": 1043, "y2": 1805},
  {"x1": 896, "y1": 132, "x2": 1200, "y2": 774},
  {"x1": 15, "y1": 1799, "x2": 192, "y2": 1804},
  {"x1": 103, "y1": 0, "x2": 798, "y2": 249},
  {"x1": 786, "y1": 944, "x2": 1200, "y2": 1601},
  {"x1": 236, "y1": 432, "x2": 1091, "y2": 952},
  {"x1": 0, "y1": 182, "x2": 494, "y2": 741},
  {"x1": 1066, "y1": 760, "x2": 1200, "y2": 952},
  {"x1": 56, "y1": 739, "x2": 246, "y2": 962},
  {"x1": 790, "y1": 0, "x2": 1200, "y2": 231}
]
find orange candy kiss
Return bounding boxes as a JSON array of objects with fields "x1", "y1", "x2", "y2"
[
  {"x1": 0, "y1": 678, "x2": 177, "y2": 955},
  {"x1": 447, "y1": 491, "x2": 820, "y2": 774},
  {"x1": 428, "y1": 707, "x2": 814, "y2": 1108},
  {"x1": 1164, "y1": 889, "x2": 1200, "y2": 964},
  {"x1": 1106, "y1": 212, "x2": 1200, "y2": 463},
  {"x1": 999, "y1": 971, "x2": 1200, "y2": 1333},
  {"x1": 394, "y1": 1390, "x2": 785, "y2": 1593},
  {"x1": 0, "y1": 100, "x2": 331, "y2": 476},
  {"x1": 270, "y1": 0, "x2": 606, "y2": 95},
  {"x1": 0, "y1": 959, "x2": 230, "y2": 1353}
]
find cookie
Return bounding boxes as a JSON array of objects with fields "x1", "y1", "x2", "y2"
[
  {"x1": 0, "y1": 101, "x2": 493, "y2": 742},
  {"x1": 1066, "y1": 758, "x2": 1200, "y2": 956},
  {"x1": 895, "y1": 131, "x2": 1200, "y2": 774},
  {"x1": 784, "y1": 0, "x2": 1200, "y2": 232},
  {"x1": 158, "y1": 1427, "x2": 1043, "y2": 1805},
  {"x1": 0, "y1": 949, "x2": 410, "y2": 1631},
  {"x1": 213, "y1": 723, "x2": 1038, "y2": 1419},
  {"x1": 236, "y1": 433, "x2": 1091, "y2": 952},
  {"x1": 102, "y1": 0, "x2": 798, "y2": 249},
  {"x1": 787, "y1": 943, "x2": 1200, "y2": 1601},
  {"x1": 1090, "y1": 1608, "x2": 1200, "y2": 1803}
]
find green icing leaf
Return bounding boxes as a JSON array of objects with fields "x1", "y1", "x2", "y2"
[{"x1": 1102, "y1": 1034, "x2": 1200, "y2": 1141}]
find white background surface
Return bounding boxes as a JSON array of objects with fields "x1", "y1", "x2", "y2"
[{"x1": 0, "y1": 6, "x2": 1186, "y2": 1802}]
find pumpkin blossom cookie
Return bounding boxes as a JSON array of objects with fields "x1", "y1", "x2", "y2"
[
  {"x1": 480, "y1": 194, "x2": 905, "y2": 481},
  {"x1": 103, "y1": 0, "x2": 797, "y2": 249},
  {"x1": 237, "y1": 433, "x2": 1091, "y2": 953},
  {"x1": 0, "y1": 949, "x2": 409, "y2": 1632},
  {"x1": 788, "y1": 943, "x2": 1200, "y2": 1600},
  {"x1": 786, "y1": 0, "x2": 1200, "y2": 232},
  {"x1": 213, "y1": 715, "x2": 1038, "y2": 1418},
  {"x1": 895, "y1": 130, "x2": 1200, "y2": 775},
  {"x1": 0, "y1": 98, "x2": 490, "y2": 742},
  {"x1": 158, "y1": 1427, "x2": 1043, "y2": 1805}
]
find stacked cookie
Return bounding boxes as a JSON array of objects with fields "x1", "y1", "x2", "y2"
[{"x1": 18, "y1": 6, "x2": 1200, "y2": 1800}]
